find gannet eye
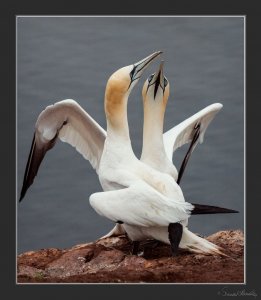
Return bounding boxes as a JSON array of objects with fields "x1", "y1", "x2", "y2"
[
  {"x1": 148, "y1": 73, "x2": 155, "y2": 83},
  {"x1": 129, "y1": 66, "x2": 136, "y2": 80},
  {"x1": 164, "y1": 77, "x2": 168, "y2": 88}
]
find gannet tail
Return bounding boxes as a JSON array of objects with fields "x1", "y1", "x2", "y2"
[
  {"x1": 98, "y1": 224, "x2": 126, "y2": 240},
  {"x1": 180, "y1": 227, "x2": 226, "y2": 256},
  {"x1": 191, "y1": 203, "x2": 238, "y2": 215}
]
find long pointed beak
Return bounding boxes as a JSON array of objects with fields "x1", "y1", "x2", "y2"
[
  {"x1": 130, "y1": 51, "x2": 162, "y2": 82},
  {"x1": 151, "y1": 60, "x2": 165, "y2": 98}
]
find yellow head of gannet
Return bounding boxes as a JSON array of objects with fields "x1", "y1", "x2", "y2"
[
  {"x1": 142, "y1": 61, "x2": 169, "y2": 104},
  {"x1": 104, "y1": 51, "x2": 162, "y2": 129},
  {"x1": 142, "y1": 60, "x2": 170, "y2": 127}
]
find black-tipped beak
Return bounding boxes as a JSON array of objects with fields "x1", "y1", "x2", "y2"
[
  {"x1": 130, "y1": 51, "x2": 162, "y2": 83},
  {"x1": 152, "y1": 61, "x2": 164, "y2": 98},
  {"x1": 146, "y1": 61, "x2": 166, "y2": 98}
]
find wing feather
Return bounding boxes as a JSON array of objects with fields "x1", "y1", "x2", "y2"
[
  {"x1": 90, "y1": 181, "x2": 194, "y2": 227},
  {"x1": 163, "y1": 103, "x2": 223, "y2": 161},
  {"x1": 19, "y1": 99, "x2": 106, "y2": 201}
]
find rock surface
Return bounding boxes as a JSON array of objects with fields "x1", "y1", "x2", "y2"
[{"x1": 17, "y1": 230, "x2": 244, "y2": 283}]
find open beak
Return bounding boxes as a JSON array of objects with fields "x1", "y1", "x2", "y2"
[{"x1": 130, "y1": 51, "x2": 162, "y2": 83}]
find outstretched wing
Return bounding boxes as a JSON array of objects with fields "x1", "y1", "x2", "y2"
[
  {"x1": 90, "y1": 181, "x2": 194, "y2": 227},
  {"x1": 163, "y1": 103, "x2": 223, "y2": 162},
  {"x1": 19, "y1": 99, "x2": 106, "y2": 201}
]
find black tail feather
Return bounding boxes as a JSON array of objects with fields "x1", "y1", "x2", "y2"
[{"x1": 191, "y1": 203, "x2": 239, "y2": 215}]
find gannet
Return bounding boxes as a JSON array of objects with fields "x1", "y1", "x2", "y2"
[
  {"x1": 140, "y1": 62, "x2": 238, "y2": 212},
  {"x1": 141, "y1": 62, "x2": 222, "y2": 183},
  {"x1": 89, "y1": 58, "x2": 224, "y2": 256},
  {"x1": 103, "y1": 62, "x2": 237, "y2": 239}
]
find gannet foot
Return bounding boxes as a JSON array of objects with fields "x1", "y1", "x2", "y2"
[
  {"x1": 168, "y1": 223, "x2": 183, "y2": 256},
  {"x1": 131, "y1": 241, "x2": 140, "y2": 255},
  {"x1": 141, "y1": 240, "x2": 161, "y2": 249}
]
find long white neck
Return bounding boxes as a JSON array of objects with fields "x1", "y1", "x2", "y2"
[
  {"x1": 141, "y1": 102, "x2": 167, "y2": 161},
  {"x1": 104, "y1": 89, "x2": 135, "y2": 160},
  {"x1": 106, "y1": 96, "x2": 130, "y2": 140}
]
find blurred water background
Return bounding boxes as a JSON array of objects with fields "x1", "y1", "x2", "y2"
[{"x1": 17, "y1": 16, "x2": 244, "y2": 253}]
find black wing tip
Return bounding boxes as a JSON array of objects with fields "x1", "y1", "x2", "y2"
[
  {"x1": 19, "y1": 181, "x2": 32, "y2": 203},
  {"x1": 19, "y1": 189, "x2": 26, "y2": 202}
]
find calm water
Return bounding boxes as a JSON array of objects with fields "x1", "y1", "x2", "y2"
[{"x1": 17, "y1": 17, "x2": 244, "y2": 253}]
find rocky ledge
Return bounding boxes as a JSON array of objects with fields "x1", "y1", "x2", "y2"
[{"x1": 17, "y1": 230, "x2": 244, "y2": 283}]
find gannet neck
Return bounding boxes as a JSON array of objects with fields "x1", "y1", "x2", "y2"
[
  {"x1": 105, "y1": 84, "x2": 131, "y2": 143},
  {"x1": 103, "y1": 74, "x2": 135, "y2": 166},
  {"x1": 105, "y1": 93, "x2": 130, "y2": 138},
  {"x1": 141, "y1": 100, "x2": 167, "y2": 159},
  {"x1": 141, "y1": 62, "x2": 169, "y2": 161}
]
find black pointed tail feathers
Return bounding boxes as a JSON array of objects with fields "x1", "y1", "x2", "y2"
[{"x1": 191, "y1": 203, "x2": 238, "y2": 215}]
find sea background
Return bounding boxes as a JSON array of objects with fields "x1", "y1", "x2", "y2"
[{"x1": 17, "y1": 16, "x2": 244, "y2": 253}]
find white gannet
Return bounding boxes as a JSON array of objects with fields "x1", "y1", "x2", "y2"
[
  {"x1": 89, "y1": 58, "x2": 224, "y2": 256},
  {"x1": 103, "y1": 62, "x2": 237, "y2": 239},
  {"x1": 140, "y1": 62, "x2": 238, "y2": 214},
  {"x1": 19, "y1": 51, "x2": 162, "y2": 202},
  {"x1": 141, "y1": 62, "x2": 222, "y2": 183}
]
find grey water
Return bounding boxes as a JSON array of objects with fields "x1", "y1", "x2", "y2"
[{"x1": 17, "y1": 16, "x2": 244, "y2": 254}]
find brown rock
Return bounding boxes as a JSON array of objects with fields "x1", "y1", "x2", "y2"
[{"x1": 17, "y1": 230, "x2": 244, "y2": 283}]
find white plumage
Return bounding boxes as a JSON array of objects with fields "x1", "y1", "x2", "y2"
[
  {"x1": 20, "y1": 52, "x2": 224, "y2": 255},
  {"x1": 163, "y1": 103, "x2": 223, "y2": 163}
]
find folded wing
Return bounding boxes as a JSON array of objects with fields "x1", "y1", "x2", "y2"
[{"x1": 90, "y1": 180, "x2": 194, "y2": 227}]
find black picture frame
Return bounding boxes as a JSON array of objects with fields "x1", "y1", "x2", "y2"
[{"x1": 2, "y1": 0, "x2": 260, "y2": 299}]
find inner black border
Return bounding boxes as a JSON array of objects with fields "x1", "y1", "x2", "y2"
[{"x1": 2, "y1": 1, "x2": 261, "y2": 299}]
